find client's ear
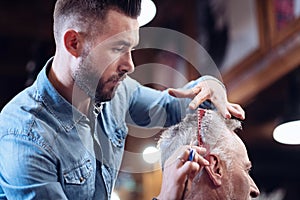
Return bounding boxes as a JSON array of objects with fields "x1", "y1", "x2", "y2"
[{"x1": 205, "y1": 154, "x2": 224, "y2": 186}]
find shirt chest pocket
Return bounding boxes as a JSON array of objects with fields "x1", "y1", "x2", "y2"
[
  {"x1": 110, "y1": 125, "x2": 127, "y2": 148},
  {"x1": 64, "y1": 159, "x2": 93, "y2": 184},
  {"x1": 63, "y1": 159, "x2": 95, "y2": 199}
]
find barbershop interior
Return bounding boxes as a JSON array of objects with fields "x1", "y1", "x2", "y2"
[{"x1": 0, "y1": 0, "x2": 299, "y2": 199}]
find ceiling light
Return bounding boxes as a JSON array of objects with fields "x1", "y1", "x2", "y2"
[
  {"x1": 273, "y1": 120, "x2": 300, "y2": 145},
  {"x1": 138, "y1": 0, "x2": 157, "y2": 26}
]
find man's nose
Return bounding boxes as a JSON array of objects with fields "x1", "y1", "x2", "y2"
[
  {"x1": 119, "y1": 52, "x2": 135, "y2": 74},
  {"x1": 249, "y1": 177, "x2": 260, "y2": 198}
]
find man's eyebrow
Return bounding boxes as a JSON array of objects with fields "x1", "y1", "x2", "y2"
[{"x1": 112, "y1": 40, "x2": 132, "y2": 47}]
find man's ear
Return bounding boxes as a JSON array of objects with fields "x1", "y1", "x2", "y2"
[
  {"x1": 64, "y1": 30, "x2": 83, "y2": 57},
  {"x1": 205, "y1": 154, "x2": 224, "y2": 186}
]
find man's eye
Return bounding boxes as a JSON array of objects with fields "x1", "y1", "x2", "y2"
[
  {"x1": 113, "y1": 48, "x2": 123, "y2": 53},
  {"x1": 112, "y1": 45, "x2": 126, "y2": 52}
]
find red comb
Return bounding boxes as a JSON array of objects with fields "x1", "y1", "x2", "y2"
[{"x1": 198, "y1": 108, "x2": 206, "y2": 146}]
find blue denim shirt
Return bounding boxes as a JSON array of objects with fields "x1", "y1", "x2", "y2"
[{"x1": 0, "y1": 59, "x2": 214, "y2": 200}]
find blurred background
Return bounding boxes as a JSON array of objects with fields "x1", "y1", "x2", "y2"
[{"x1": 0, "y1": 0, "x2": 299, "y2": 199}]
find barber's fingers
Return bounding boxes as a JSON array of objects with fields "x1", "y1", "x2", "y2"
[
  {"x1": 168, "y1": 87, "x2": 201, "y2": 99},
  {"x1": 188, "y1": 88, "x2": 211, "y2": 110},
  {"x1": 227, "y1": 102, "x2": 245, "y2": 120},
  {"x1": 161, "y1": 145, "x2": 210, "y2": 193},
  {"x1": 193, "y1": 146, "x2": 207, "y2": 156},
  {"x1": 176, "y1": 146, "x2": 208, "y2": 165},
  {"x1": 169, "y1": 85, "x2": 231, "y2": 119},
  {"x1": 168, "y1": 86, "x2": 210, "y2": 110},
  {"x1": 168, "y1": 80, "x2": 246, "y2": 120},
  {"x1": 176, "y1": 147, "x2": 209, "y2": 179},
  {"x1": 193, "y1": 150, "x2": 209, "y2": 166},
  {"x1": 179, "y1": 161, "x2": 202, "y2": 180},
  {"x1": 189, "y1": 146, "x2": 209, "y2": 166}
]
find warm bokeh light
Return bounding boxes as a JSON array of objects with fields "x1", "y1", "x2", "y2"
[
  {"x1": 273, "y1": 120, "x2": 300, "y2": 145},
  {"x1": 142, "y1": 146, "x2": 160, "y2": 164}
]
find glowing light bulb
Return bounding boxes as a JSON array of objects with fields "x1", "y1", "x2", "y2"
[{"x1": 138, "y1": 0, "x2": 156, "y2": 26}]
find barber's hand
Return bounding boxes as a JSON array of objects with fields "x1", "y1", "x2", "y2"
[
  {"x1": 156, "y1": 146, "x2": 209, "y2": 200},
  {"x1": 168, "y1": 78, "x2": 245, "y2": 120}
]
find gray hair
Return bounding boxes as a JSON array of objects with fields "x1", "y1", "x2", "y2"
[{"x1": 157, "y1": 109, "x2": 241, "y2": 169}]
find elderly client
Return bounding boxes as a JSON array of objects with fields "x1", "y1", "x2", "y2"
[{"x1": 156, "y1": 109, "x2": 260, "y2": 200}]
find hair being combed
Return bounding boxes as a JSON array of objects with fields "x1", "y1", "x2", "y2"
[{"x1": 157, "y1": 109, "x2": 241, "y2": 169}]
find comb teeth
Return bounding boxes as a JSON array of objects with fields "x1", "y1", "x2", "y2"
[{"x1": 198, "y1": 108, "x2": 206, "y2": 146}]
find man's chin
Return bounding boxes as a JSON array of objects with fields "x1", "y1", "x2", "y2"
[
  {"x1": 95, "y1": 94, "x2": 112, "y2": 103},
  {"x1": 95, "y1": 80, "x2": 123, "y2": 102},
  {"x1": 95, "y1": 88, "x2": 118, "y2": 103}
]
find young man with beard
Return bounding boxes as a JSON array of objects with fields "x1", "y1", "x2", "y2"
[{"x1": 0, "y1": 0, "x2": 244, "y2": 199}]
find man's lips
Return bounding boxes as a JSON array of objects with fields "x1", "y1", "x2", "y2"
[{"x1": 109, "y1": 74, "x2": 126, "y2": 85}]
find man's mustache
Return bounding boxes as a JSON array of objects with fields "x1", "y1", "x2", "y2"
[{"x1": 106, "y1": 73, "x2": 127, "y2": 83}]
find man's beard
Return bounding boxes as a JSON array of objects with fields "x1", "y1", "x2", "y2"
[
  {"x1": 73, "y1": 54, "x2": 126, "y2": 104},
  {"x1": 94, "y1": 73, "x2": 126, "y2": 103}
]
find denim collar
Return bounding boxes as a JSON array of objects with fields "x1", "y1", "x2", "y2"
[{"x1": 35, "y1": 57, "x2": 86, "y2": 132}]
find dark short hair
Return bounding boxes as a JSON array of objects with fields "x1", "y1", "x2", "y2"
[
  {"x1": 54, "y1": 0, "x2": 141, "y2": 20},
  {"x1": 53, "y1": 0, "x2": 141, "y2": 43}
]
